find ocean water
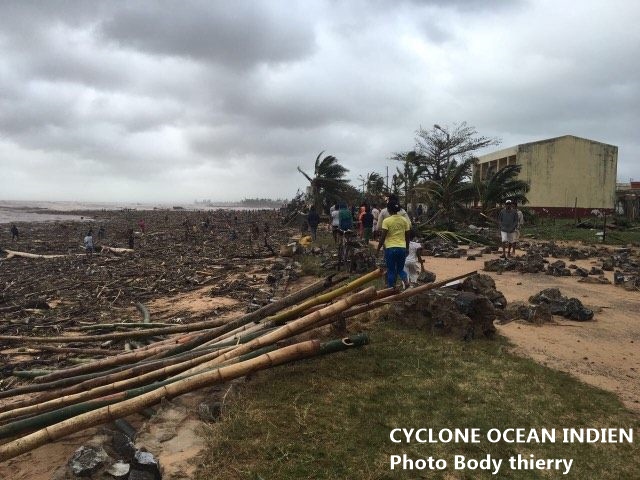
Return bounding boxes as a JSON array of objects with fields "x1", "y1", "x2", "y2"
[{"x1": 0, "y1": 200, "x2": 272, "y2": 223}]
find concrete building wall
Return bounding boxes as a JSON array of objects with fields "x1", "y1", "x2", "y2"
[{"x1": 477, "y1": 135, "x2": 618, "y2": 215}]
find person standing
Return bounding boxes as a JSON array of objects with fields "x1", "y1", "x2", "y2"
[
  {"x1": 357, "y1": 203, "x2": 366, "y2": 238},
  {"x1": 307, "y1": 206, "x2": 321, "y2": 241},
  {"x1": 371, "y1": 204, "x2": 380, "y2": 237},
  {"x1": 403, "y1": 230, "x2": 425, "y2": 286},
  {"x1": 338, "y1": 203, "x2": 353, "y2": 231},
  {"x1": 330, "y1": 203, "x2": 340, "y2": 243},
  {"x1": 128, "y1": 228, "x2": 135, "y2": 249},
  {"x1": 10, "y1": 224, "x2": 19, "y2": 241},
  {"x1": 361, "y1": 205, "x2": 374, "y2": 242},
  {"x1": 375, "y1": 194, "x2": 410, "y2": 235},
  {"x1": 376, "y1": 202, "x2": 411, "y2": 289},
  {"x1": 138, "y1": 218, "x2": 146, "y2": 234},
  {"x1": 498, "y1": 200, "x2": 519, "y2": 258},
  {"x1": 84, "y1": 230, "x2": 94, "y2": 257},
  {"x1": 514, "y1": 203, "x2": 524, "y2": 251}
]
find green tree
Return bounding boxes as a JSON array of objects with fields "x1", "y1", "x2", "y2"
[
  {"x1": 391, "y1": 151, "x2": 427, "y2": 211},
  {"x1": 475, "y1": 164, "x2": 530, "y2": 213},
  {"x1": 421, "y1": 158, "x2": 477, "y2": 223},
  {"x1": 298, "y1": 151, "x2": 350, "y2": 212},
  {"x1": 414, "y1": 123, "x2": 500, "y2": 181}
]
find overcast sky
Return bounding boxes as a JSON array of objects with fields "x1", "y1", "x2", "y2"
[{"x1": 0, "y1": 0, "x2": 638, "y2": 202}]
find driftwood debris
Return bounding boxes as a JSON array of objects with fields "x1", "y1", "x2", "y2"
[{"x1": 0, "y1": 262, "x2": 476, "y2": 461}]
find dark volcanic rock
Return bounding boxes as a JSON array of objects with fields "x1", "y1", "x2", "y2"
[
  {"x1": 529, "y1": 288, "x2": 593, "y2": 321},
  {"x1": 68, "y1": 445, "x2": 110, "y2": 476}
]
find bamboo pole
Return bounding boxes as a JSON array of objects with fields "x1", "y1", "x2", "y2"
[
  {"x1": 342, "y1": 271, "x2": 478, "y2": 319},
  {"x1": 0, "y1": 345, "x2": 237, "y2": 429},
  {"x1": 0, "y1": 336, "x2": 368, "y2": 461},
  {"x1": 0, "y1": 343, "x2": 236, "y2": 415},
  {"x1": 30, "y1": 343, "x2": 176, "y2": 384},
  {"x1": 149, "y1": 271, "x2": 357, "y2": 359},
  {"x1": 261, "y1": 269, "x2": 383, "y2": 326},
  {"x1": 174, "y1": 286, "x2": 377, "y2": 378}
]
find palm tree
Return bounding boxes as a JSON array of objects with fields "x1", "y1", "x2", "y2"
[
  {"x1": 422, "y1": 158, "x2": 477, "y2": 223},
  {"x1": 391, "y1": 151, "x2": 428, "y2": 208},
  {"x1": 395, "y1": 162, "x2": 427, "y2": 213},
  {"x1": 298, "y1": 151, "x2": 350, "y2": 212},
  {"x1": 475, "y1": 164, "x2": 530, "y2": 213}
]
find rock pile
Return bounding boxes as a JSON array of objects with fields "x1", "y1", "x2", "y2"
[
  {"x1": 387, "y1": 274, "x2": 503, "y2": 340},
  {"x1": 528, "y1": 288, "x2": 594, "y2": 321}
]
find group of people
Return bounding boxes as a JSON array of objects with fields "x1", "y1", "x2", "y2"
[{"x1": 304, "y1": 195, "x2": 526, "y2": 290}]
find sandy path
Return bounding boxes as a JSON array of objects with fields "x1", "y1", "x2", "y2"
[{"x1": 427, "y1": 250, "x2": 640, "y2": 413}]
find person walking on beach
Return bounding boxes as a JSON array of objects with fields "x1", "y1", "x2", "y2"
[
  {"x1": 376, "y1": 201, "x2": 411, "y2": 289},
  {"x1": 498, "y1": 199, "x2": 519, "y2": 258},
  {"x1": 307, "y1": 206, "x2": 320, "y2": 241},
  {"x1": 10, "y1": 224, "x2": 19, "y2": 241},
  {"x1": 84, "y1": 230, "x2": 95, "y2": 257}
]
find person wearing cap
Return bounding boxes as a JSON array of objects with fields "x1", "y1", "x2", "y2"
[
  {"x1": 376, "y1": 201, "x2": 411, "y2": 289},
  {"x1": 498, "y1": 200, "x2": 519, "y2": 257}
]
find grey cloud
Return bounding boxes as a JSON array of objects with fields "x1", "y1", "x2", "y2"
[
  {"x1": 100, "y1": 1, "x2": 316, "y2": 68},
  {"x1": 0, "y1": 0, "x2": 638, "y2": 203}
]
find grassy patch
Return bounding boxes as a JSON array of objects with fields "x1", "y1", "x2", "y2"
[
  {"x1": 522, "y1": 219, "x2": 640, "y2": 245},
  {"x1": 196, "y1": 322, "x2": 639, "y2": 479}
]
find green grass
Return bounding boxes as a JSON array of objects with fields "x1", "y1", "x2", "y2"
[
  {"x1": 195, "y1": 322, "x2": 640, "y2": 479},
  {"x1": 522, "y1": 219, "x2": 640, "y2": 245}
]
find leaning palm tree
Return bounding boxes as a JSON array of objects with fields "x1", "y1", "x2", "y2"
[
  {"x1": 475, "y1": 164, "x2": 530, "y2": 213},
  {"x1": 298, "y1": 151, "x2": 350, "y2": 212},
  {"x1": 421, "y1": 158, "x2": 477, "y2": 223}
]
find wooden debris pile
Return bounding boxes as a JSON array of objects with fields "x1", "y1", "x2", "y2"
[{"x1": 0, "y1": 267, "x2": 478, "y2": 461}]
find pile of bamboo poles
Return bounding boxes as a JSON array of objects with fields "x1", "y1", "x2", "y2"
[{"x1": 0, "y1": 268, "x2": 476, "y2": 461}]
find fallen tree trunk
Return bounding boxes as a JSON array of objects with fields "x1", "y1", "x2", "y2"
[
  {"x1": 100, "y1": 246, "x2": 134, "y2": 254},
  {"x1": 1, "y1": 249, "x2": 67, "y2": 259}
]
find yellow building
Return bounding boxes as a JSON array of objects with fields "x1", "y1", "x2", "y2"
[{"x1": 475, "y1": 135, "x2": 618, "y2": 216}]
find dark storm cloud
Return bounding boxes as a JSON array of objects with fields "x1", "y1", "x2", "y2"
[
  {"x1": 0, "y1": 0, "x2": 638, "y2": 202},
  {"x1": 100, "y1": 1, "x2": 316, "y2": 68}
]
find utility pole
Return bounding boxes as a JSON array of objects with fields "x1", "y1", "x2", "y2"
[{"x1": 386, "y1": 166, "x2": 389, "y2": 193}]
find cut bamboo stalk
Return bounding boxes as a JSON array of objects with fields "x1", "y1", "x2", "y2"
[
  {"x1": 150, "y1": 272, "x2": 353, "y2": 359},
  {"x1": 261, "y1": 269, "x2": 383, "y2": 326},
  {"x1": 0, "y1": 336, "x2": 368, "y2": 461},
  {"x1": 0, "y1": 343, "x2": 232, "y2": 409},
  {"x1": 174, "y1": 286, "x2": 377, "y2": 378},
  {"x1": 0, "y1": 345, "x2": 237, "y2": 427},
  {"x1": 31, "y1": 343, "x2": 174, "y2": 384},
  {"x1": 342, "y1": 271, "x2": 478, "y2": 319}
]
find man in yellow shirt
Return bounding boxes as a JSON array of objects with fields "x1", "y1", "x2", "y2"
[{"x1": 376, "y1": 202, "x2": 411, "y2": 288}]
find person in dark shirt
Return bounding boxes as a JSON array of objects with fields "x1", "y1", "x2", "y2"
[
  {"x1": 498, "y1": 200, "x2": 519, "y2": 258},
  {"x1": 361, "y1": 205, "x2": 374, "y2": 242},
  {"x1": 307, "y1": 206, "x2": 321, "y2": 241},
  {"x1": 10, "y1": 224, "x2": 19, "y2": 241}
]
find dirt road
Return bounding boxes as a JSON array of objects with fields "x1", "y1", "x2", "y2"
[{"x1": 427, "y1": 251, "x2": 640, "y2": 413}]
